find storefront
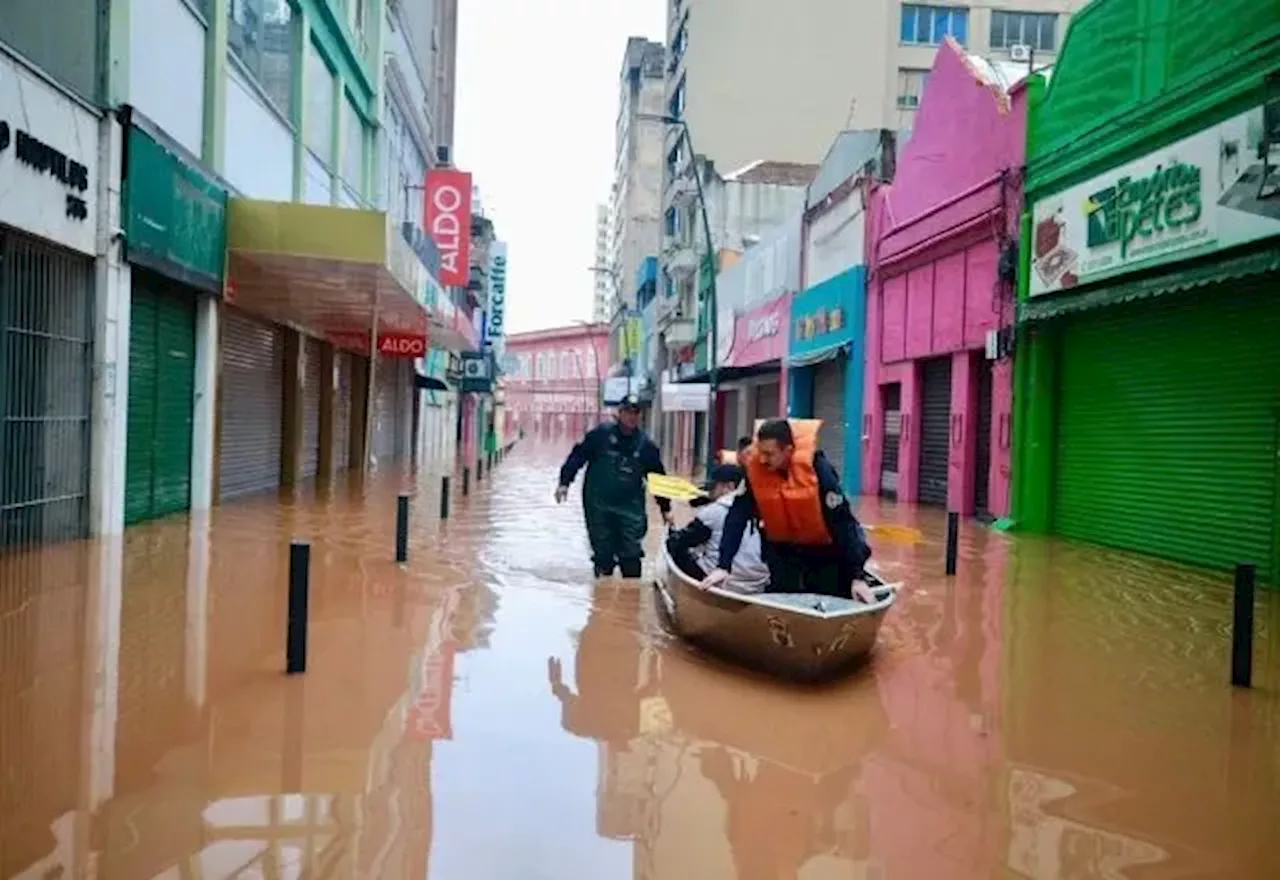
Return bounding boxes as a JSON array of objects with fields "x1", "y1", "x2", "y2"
[
  {"x1": 1014, "y1": 9, "x2": 1280, "y2": 580},
  {"x1": 715, "y1": 292, "x2": 791, "y2": 448},
  {"x1": 222, "y1": 200, "x2": 435, "y2": 499},
  {"x1": 0, "y1": 50, "x2": 101, "y2": 547},
  {"x1": 786, "y1": 269, "x2": 865, "y2": 493},
  {"x1": 864, "y1": 41, "x2": 1024, "y2": 516},
  {"x1": 118, "y1": 111, "x2": 227, "y2": 524}
]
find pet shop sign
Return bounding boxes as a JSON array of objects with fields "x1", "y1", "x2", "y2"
[{"x1": 1028, "y1": 97, "x2": 1280, "y2": 297}]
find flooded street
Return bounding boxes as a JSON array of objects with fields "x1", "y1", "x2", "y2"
[{"x1": 2, "y1": 442, "x2": 1279, "y2": 879}]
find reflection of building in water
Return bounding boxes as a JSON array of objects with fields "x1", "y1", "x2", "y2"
[{"x1": 1006, "y1": 768, "x2": 1168, "y2": 879}]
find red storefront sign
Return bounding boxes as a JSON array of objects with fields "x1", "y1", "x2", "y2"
[
  {"x1": 330, "y1": 331, "x2": 429, "y2": 358},
  {"x1": 725, "y1": 293, "x2": 792, "y2": 368},
  {"x1": 423, "y1": 168, "x2": 473, "y2": 287}
]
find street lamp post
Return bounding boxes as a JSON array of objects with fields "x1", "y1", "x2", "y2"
[{"x1": 637, "y1": 113, "x2": 718, "y2": 478}]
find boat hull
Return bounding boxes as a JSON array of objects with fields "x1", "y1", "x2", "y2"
[{"x1": 653, "y1": 547, "x2": 898, "y2": 682}]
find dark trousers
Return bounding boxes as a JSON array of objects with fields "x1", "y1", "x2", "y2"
[
  {"x1": 666, "y1": 537, "x2": 708, "y2": 582},
  {"x1": 766, "y1": 547, "x2": 856, "y2": 599},
  {"x1": 586, "y1": 503, "x2": 647, "y2": 578}
]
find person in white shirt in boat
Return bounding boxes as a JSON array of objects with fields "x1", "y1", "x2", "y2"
[{"x1": 665, "y1": 464, "x2": 771, "y2": 594}]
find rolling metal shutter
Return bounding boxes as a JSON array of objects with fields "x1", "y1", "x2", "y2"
[
  {"x1": 0, "y1": 232, "x2": 94, "y2": 547},
  {"x1": 974, "y1": 358, "x2": 994, "y2": 519},
  {"x1": 371, "y1": 359, "x2": 404, "y2": 463},
  {"x1": 880, "y1": 383, "x2": 901, "y2": 499},
  {"x1": 918, "y1": 356, "x2": 951, "y2": 506},
  {"x1": 812, "y1": 359, "x2": 847, "y2": 490},
  {"x1": 334, "y1": 351, "x2": 353, "y2": 472},
  {"x1": 1054, "y1": 284, "x2": 1279, "y2": 581},
  {"x1": 718, "y1": 388, "x2": 739, "y2": 450},
  {"x1": 753, "y1": 381, "x2": 780, "y2": 421},
  {"x1": 218, "y1": 308, "x2": 284, "y2": 500},
  {"x1": 301, "y1": 337, "x2": 322, "y2": 481},
  {"x1": 125, "y1": 280, "x2": 197, "y2": 524}
]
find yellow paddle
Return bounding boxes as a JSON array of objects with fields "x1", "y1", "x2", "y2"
[
  {"x1": 647, "y1": 474, "x2": 925, "y2": 544},
  {"x1": 646, "y1": 473, "x2": 707, "y2": 502}
]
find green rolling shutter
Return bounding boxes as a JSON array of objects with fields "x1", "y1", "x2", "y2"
[
  {"x1": 1054, "y1": 282, "x2": 1280, "y2": 580},
  {"x1": 125, "y1": 291, "x2": 158, "y2": 525},
  {"x1": 125, "y1": 281, "x2": 196, "y2": 525}
]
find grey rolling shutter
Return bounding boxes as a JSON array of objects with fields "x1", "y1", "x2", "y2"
[
  {"x1": 752, "y1": 381, "x2": 780, "y2": 421},
  {"x1": 880, "y1": 383, "x2": 901, "y2": 499},
  {"x1": 918, "y1": 356, "x2": 951, "y2": 506},
  {"x1": 218, "y1": 308, "x2": 284, "y2": 499},
  {"x1": 334, "y1": 351, "x2": 353, "y2": 472},
  {"x1": 301, "y1": 337, "x2": 322, "y2": 480},
  {"x1": 812, "y1": 359, "x2": 847, "y2": 489},
  {"x1": 371, "y1": 360, "x2": 398, "y2": 462}
]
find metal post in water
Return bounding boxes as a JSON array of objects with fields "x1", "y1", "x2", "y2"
[
  {"x1": 944, "y1": 512, "x2": 959, "y2": 576},
  {"x1": 477, "y1": 457, "x2": 484, "y2": 482},
  {"x1": 1231, "y1": 563, "x2": 1256, "y2": 688},
  {"x1": 286, "y1": 541, "x2": 311, "y2": 674},
  {"x1": 462, "y1": 466, "x2": 470, "y2": 496},
  {"x1": 395, "y1": 494, "x2": 410, "y2": 563},
  {"x1": 440, "y1": 475, "x2": 451, "y2": 519}
]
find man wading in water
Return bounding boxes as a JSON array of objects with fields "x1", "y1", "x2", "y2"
[{"x1": 556, "y1": 395, "x2": 673, "y2": 578}]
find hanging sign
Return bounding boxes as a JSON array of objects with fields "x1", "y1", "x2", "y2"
[
  {"x1": 423, "y1": 168, "x2": 473, "y2": 286},
  {"x1": 329, "y1": 331, "x2": 429, "y2": 358}
]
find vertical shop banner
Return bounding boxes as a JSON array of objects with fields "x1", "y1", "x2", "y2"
[
  {"x1": 424, "y1": 168, "x2": 473, "y2": 286},
  {"x1": 486, "y1": 240, "x2": 508, "y2": 367}
]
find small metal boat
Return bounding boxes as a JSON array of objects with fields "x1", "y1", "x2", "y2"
[{"x1": 653, "y1": 545, "x2": 898, "y2": 681}]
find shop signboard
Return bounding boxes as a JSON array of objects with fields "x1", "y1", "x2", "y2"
[
  {"x1": 485, "y1": 240, "x2": 507, "y2": 367},
  {"x1": 723, "y1": 293, "x2": 792, "y2": 368},
  {"x1": 1030, "y1": 96, "x2": 1280, "y2": 297},
  {"x1": 662, "y1": 382, "x2": 710, "y2": 412},
  {"x1": 0, "y1": 53, "x2": 98, "y2": 256},
  {"x1": 423, "y1": 168, "x2": 473, "y2": 286},
  {"x1": 788, "y1": 267, "x2": 862, "y2": 363},
  {"x1": 329, "y1": 330, "x2": 429, "y2": 358}
]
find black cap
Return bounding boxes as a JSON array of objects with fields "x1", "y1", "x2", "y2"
[
  {"x1": 707, "y1": 463, "x2": 743, "y2": 486},
  {"x1": 618, "y1": 394, "x2": 642, "y2": 411}
]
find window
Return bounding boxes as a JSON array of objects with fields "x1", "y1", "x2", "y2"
[
  {"x1": 897, "y1": 68, "x2": 929, "y2": 110},
  {"x1": 900, "y1": 4, "x2": 969, "y2": 46},
  {"x1": 343, "y1": 98, "x2": 366, "y2": 195},
  {"x1": 304, "y1": 43, "x2": 335, "y2": 163},
  {"x1": 667, "y1": 76, "x2": 686, "y2": 119},
  {"x1": 229, "y1": 0, "x2": 298, "y2": 120},
  {"x1": 1, "y1": 0, "x2": 102, "y2": 99},
  {"x1": 990, "y1": 11, "x2": 1057, "y2": 52},
  {"x1": 665, "y1": 207, "x2": 680, "y2": 237}
]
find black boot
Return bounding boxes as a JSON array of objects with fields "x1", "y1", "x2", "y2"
[
  {"x1": 594, "y1": 562, "x2": 616, "y2": 578},
  {"x1": 619, "y1": 558, "x2": 642, "y2": 579}
]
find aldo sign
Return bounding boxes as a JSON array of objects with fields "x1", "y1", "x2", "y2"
[{"x1": 424, "y1": 168, "x2": 473, "y2": 287}]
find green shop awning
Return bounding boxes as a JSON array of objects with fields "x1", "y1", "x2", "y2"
[{"x1": 1019, "y1": 245, "x2": 1280, "y2": 324}]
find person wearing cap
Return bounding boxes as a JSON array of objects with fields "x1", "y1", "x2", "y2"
[
  {"x1": 665, "y1": 463, "x2": 770, "y2": 594},
  {"x1": 700, "y1": 418, "x2": 876, "y2": 603},
  {"x1": 555, "y1": 395, "x2": 673, "y2": 578}
]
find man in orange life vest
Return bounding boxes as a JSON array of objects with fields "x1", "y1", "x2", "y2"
[{"x1": 700, "y1": 418, "x2": 877, "y2": 603}]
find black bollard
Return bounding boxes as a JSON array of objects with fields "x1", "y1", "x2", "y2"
[
  {"x1": 395, "y1": 494, "x2": 410, "y2": 563},
  {"x1": 462, "y1": 466, "x2": 470, "y2": 496},
  {"x1": 286, "y1": 541, "x2": 311, "y2": 674},
  {"x1": 440, "y1": 475, "x2": 451, "y2": 519},
  {"x1": 477, "y1": 457, "x2": 484, "y2": 481},
  {"x1": 1231, "y1": 563, "x2": 1256, "y2": 688},
  {"x1": 944, "y1": 511, "x2": 959, "y2": 576}
]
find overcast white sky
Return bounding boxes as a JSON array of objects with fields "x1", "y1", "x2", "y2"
[{"x1": 453, "y1": 0, "x2": 666, "y2": 334}]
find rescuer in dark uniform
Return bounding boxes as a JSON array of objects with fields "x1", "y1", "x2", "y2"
[
  {"x1": 701, "y1": 418, "x2": 876, "y2": 602},
  {"x1": 555, "y1": 395, "x2": 673, "y2": 578}
]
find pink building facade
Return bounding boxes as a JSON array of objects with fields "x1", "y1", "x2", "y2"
[
  {"x1": 504, "y1": 324, "x2": 611, "y2": 441},
  {"x1": 863, "y1": 40, "x2": 1027, "y2": 518}
]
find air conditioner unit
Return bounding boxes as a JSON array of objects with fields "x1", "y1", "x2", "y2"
[
  {"x1": 463, "y1": 357, "x2": 488, "y2": 379},
  {"x1": 1009, "y1": 44, "x2": 1032, "y2": 62}
]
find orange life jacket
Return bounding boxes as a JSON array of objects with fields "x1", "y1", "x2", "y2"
[{"x1": 744, "y1": 419, "x2": 831, "y2": 546}]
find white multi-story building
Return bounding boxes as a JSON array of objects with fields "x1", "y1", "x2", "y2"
[{"x1": 592, "y1": 203, "x2": 613, "y2": 322}]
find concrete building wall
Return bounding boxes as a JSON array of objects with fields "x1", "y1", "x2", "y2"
[{"x1": 593, "y1": 204, "x2": 611, "y2": 322}]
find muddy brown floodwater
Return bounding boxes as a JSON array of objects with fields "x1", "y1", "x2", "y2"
[{"x1": 1, "y1": 441, "x2": 1278, "y2": 879}]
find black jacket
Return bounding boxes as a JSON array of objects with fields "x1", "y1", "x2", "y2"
[
  {"x1": 557, "y1": 422, "x2": 672, "y2": 514},
  {"x1": 717, "y1": 451, "x2": 870, "y2": 574}
]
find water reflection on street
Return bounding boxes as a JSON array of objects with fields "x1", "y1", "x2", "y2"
[{"x1": 1, "y1": 441, "x2": 1278, "y2": 879}]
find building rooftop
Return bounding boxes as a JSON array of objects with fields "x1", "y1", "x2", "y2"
[{"x1": 723, "y1": 160, "x2": 820, "y2": 187}]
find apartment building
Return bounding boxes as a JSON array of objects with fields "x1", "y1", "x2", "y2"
[
  {"x1": 592, "y1": 203, "x2": 612, "y2": 322},
  {"x1": 608, "y1": 38, "x2": 667, "y2": 317}
]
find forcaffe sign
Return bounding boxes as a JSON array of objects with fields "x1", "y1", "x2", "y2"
[{"x1": 0, "y1": 56, "x2": 97, "y2": 255}]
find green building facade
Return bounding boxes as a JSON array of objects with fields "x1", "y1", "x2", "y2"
[{"x1": 1012, "y1": 0, "x2": 1280, "y2": 583}]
